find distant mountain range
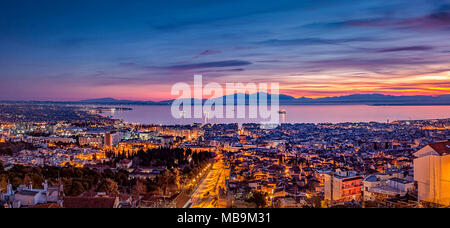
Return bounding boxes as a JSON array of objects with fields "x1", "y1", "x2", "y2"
[
  {"x1": 78, "y1": 93, "x2": 450, "y2": 106},
  {"x1": 2, "y1": 93, "x2": 449, "y2": 105}
]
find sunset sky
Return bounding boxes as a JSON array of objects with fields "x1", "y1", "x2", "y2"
[{"x1": 0, "y1": 0, "x2": 449, "y2": 101}]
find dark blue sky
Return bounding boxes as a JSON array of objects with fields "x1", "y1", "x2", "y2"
[{"x1": 0, "y1": 0, "x2": 449, "y2": 100}]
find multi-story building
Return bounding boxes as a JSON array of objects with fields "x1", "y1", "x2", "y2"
[
  {"x1": 363, "y1": 173, "x2": 414, "y2": 202},
  {"x1": 324, "y1": 170, "x2": 363, "y2": 204},
  {"x1": 46, "y1": 137, "x2": 75, "y2": 144},
  {"x1": 1, "y1": 181, "x2": 64, "y2": 208},
  {"x1": 78, "y1": 135, "x2": 103, "y2": 148},
  {"x1": 104, "y1": 131, "x2": 120, "y2": 148},
  {"x1": 414, "y1": 140, "x2": 450, "y2": 206}
]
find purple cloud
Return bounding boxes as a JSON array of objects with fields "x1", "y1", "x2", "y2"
[
  {"x1": 377, "y1": 46, "x2": 434, "y2": 52},
  {"x1": 304, "y1": 57, "x2": 441, "y2": 73},
  {"x1": 119, "y1": 62, "x2": 137, "y2": 67},
  {"x1": 164, "y1": 60, "x2": 252, "y2": 70},
  {"x1": 254, "y1": 37, "x2": 380, "y2": 46},
  {"x1": 345, "y1": 8, "x2": 450, "y2": 31},
  {"x1": 194, "y1": 50, "x2": 222, "y2": 58}
]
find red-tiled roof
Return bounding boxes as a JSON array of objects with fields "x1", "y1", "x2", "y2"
[
  {"x1": 29, "y1": 203, "x2": 63, "y2": 208},
  {"x1": 63, "y1": 196, "x2": 118, "y2": 208},
  {"x1": 429, "y1": 140, "x2": 450, "y2": 156}
]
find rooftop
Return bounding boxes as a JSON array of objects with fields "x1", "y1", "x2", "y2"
[
  {"x1": 16, "y1": 190, "x2": 40, "y2": 196},
  {"x1": 29, "y1": 203, "x2": 63, "y2": 208},
  {"x1": 428, "y1": 140, "x2": 450, "y2": 156},
  {"x1": 63, "y1": 196, "x2": 117, "y2": 208},
  {"x1": 389, "y1": 178, "x2": 413, "y2": 184}
]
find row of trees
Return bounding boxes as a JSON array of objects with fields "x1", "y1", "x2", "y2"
[
  {"x1": 0, "y1": 165, "x2": 129, "y2": 196},
  {"x1": 0, "y1": 141, "x2": 36, "y2": 156},
  {"x1": 245, "y1": 191, "x2": 268, "y2": 208},
  {"x1": 108, "y1": 147, "x2": 213, "y2": 168},
  {"x1": 109, "y1": 147, "x2": 214, "y2": 191},
  {"x1": 1, "y1": 147, "x2": 215, "y2": 197},
  {"x1": 131, "y1": 169, "x2": 182, "y2": 196}
]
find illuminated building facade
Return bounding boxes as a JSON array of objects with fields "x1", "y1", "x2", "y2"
[
  {"x1": 324, "y1": 170, "x2": 363, "y2": 204},
  {"x1": 414, "y1": 140, "x2": 450, "y2": 206},
  {"x1": 104, "y1": 131, "x2": 120, "y2": 148}
]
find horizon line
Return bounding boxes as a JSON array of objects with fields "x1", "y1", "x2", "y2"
[{"x1": 1, "y1": 92, "x2": 449, "y2": 103}]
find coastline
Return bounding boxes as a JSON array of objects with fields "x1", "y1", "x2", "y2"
[{"x1": 2, "y1": 101, "x2": 450, "y2": 106}]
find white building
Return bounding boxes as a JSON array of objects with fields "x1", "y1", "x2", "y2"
[
  {"x1": 363, "y1": 173, "x2": 414, "y2": 202},
  {"x1": 79, "y1": 135, "x2": 103, "y2": 147},
  {"x1": 2, "y1": 181, "x2": 64, "y2": 208},
  {"x1": 117, "y1": 159, "x2": 133, "y2": 170},
  {"x1": 15, "y1": 189, "x2": 41, "y2": 206},
  {"x1": 46, "y1": 137, "x2": 76, "y2": 144},
  {"x1": 414, "y1": 140, "x2": 450, "y2": 206}
]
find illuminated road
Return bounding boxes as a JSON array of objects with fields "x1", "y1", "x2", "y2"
[{"x1": 190, "y1": 154, "x2": 226, "y2": 208}]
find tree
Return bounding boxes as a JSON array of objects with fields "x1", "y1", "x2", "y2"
[
  {"x1": 157, "y1": 173, "x2": 171, "y2": 196},
  {"x1": 247, "y1": 191, "x2": 267, "y2": 208},
  {"x1": 23, "y1": 175, "x2": 32, "y2": 186},
  {"x1": 310, "y1": 195, "x2": 322, "y2": 208},
  {"x1": 12, "y1": 177, "x2": 22, "y2": 186},
  {"x1": 96, "y1": 178, "x2": 119, "y2": 195},
  {"x1": 173, "y1": 168, "x2": 181, "y2": 190},
  {"x1": 0, "y1": 175, "x2": 7, "y2": 193},
  {"x1": 69, "y1": 181, "x2": 85, "y2": 196},
  {"x1": 132, "y1": 179, "x2": 147, "y2": 197},
  {"x1": 31, "y1": 173, "x2": 43, "y2": 188}
]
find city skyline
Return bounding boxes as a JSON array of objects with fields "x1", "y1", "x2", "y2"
[
  {"x1": 0, "y1": 0, "x2": 449, "y2": 101},
  {"x1": 1, "y1": 103, "x2": 449, "y2": 209},
  {"x1": 1, "y1": 0, "x2": 450, "y2": 211}
]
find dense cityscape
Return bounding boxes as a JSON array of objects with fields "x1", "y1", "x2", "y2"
[
  {"x1": 0, "y1": 0, "x2": 449, "y2": 217},
  {"x1": 0, "y1": 103, "x2": 448, "y2": 208}
]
